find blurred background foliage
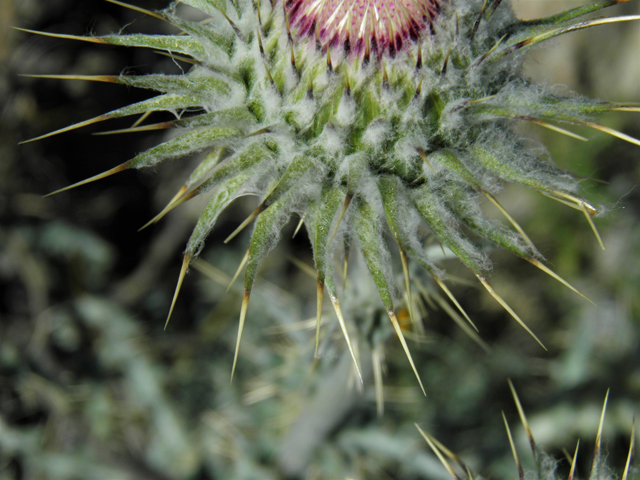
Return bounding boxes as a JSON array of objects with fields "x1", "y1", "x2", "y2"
[{"x1": 1, "y1": 1, "x2": 639, "y2": 479}]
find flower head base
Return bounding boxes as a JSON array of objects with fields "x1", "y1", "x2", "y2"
[
  {"x1": 23, "y1": 0, "x2": 640, "y2": 389},
  {"x1": 287, "y1": 0, "x2": 441, "y2": 57}
]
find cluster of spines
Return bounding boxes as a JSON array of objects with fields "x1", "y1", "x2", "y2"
[
  {"x1": 416, "y1": 382, "x2": 636, "y2": 480},
  {"x1": 18, "y1": 0, "x2": 640, "y2": 390}
]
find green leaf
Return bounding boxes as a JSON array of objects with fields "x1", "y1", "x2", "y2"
[
  {"x1": 128, "y1": 126, "x2": 242, "y2": 169},
  {"x1": 312, "y1": 183, "x2": 346, "y2": 292},
  {"x1": 186, "y1": 172, "x2": 254, "y2": 257},
  {"x1": 192, "y1": 140, "x2": 274, "y2": 197},
  {"x1": 104, "y1": 33, "x2": 207, "y2": 58},
  {"x1": 354, "y1": 199, "x2": 394, "y2": 312},
  {"x1": 118, "y1": 70, "x2": 231, "y2": 96},
  {"x1": 411, "y1": 183, "x2": 485, "y2": 273}
]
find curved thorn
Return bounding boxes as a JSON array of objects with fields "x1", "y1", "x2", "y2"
[
  {"x1": 230, "y1": 291, "x2": 251, "y2": 383},
  {"x1": 477, "y1": 275, "x2": 546, "y2": 350},
  {"x1": 525, "y1": 258, "x2": 594, "y2": 304},
  {"x1": 138, "y1": 185, "x2": 189, "y2": 231},
  {"x1": 568, "y1": 440, "x2": 580, "y2": 480},
  {"x1": 433, "y1": 276, "x2": 477, "y2": 331},
  {"x1": 21, "y1": 114, "x2": 110, "y2": 144},
  {"x1": 44, "y1": 162, "x2": 127, "y2": 197},
  {"x1": 314, "y1": 279, "x2": 324, "y2": 357},
  {"x1": 483, "y1": 190, "x2": 535, "y2": 249},
  {"x1": 388, "y1": 311, "x2": 426, "y2": 395},
  {"x1": 227, "y1": 249, "x2": 250, "y2": 293},
  {"x1": 330, "y1": 296, "x2": 363, "y2": 385},
  {"x1": 503, "y1": 412, "x2": 524, "y2": 480},
  {"x1": 165, "y1": 254, "x2": 190, "y2": 330}
]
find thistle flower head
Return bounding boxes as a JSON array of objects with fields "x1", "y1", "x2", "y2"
[
  {"x1": 287, "y1": 0, "x2": 441, "y2": 57},
  {"x1": 23, "y1": 0, "x2": 640, "y2": 387}
]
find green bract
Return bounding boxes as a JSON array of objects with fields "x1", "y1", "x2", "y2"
[{"x1": 24, "y1": 0, "x2": 640, "y2": 386}]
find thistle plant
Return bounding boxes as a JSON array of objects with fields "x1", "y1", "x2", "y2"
[{"x1": 21, "y1": 0, "x2": 640, "y2": 390}]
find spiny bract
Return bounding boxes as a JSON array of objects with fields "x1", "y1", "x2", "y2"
[{"x1": 23, "y1": 0, "x2": 640, "y2": 388}]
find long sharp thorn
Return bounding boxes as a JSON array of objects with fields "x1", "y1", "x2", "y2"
[
  {"x1": 372, "y1": 345, "x2": 384, "y2": 418},
  {"x1": 131, "y1": 110, "x2": 153, "y2": 128},
  {"x1": 613, "y1": 105, "x2": 640, "y2": 113},
  {"x1": 21, "y1": 114, "x2": 110, "y2": 144},
  {"x1": 227, "y1": 249, "x2": 250, "y2": 293},
  {"x1": 621, "y1": 418, "x2": 635, "y2": 480},
  {"x1": 568, "y1": 440, "x2": 580, "y2": 480},
  {"x1": 388, "y1": 311, "x2": 426, "y2": 395},
  {"x1": 314, "y1": 279, "x2": 323, "y2": 357},
  {"x1": 591, "y1": 389, "x2": 610, "y2": 474},
  {"x1": 584, "y1": 122, "x2": 640, "y2": 148},
  {"x1": 581, "y1": 202, "x2": 605, "y2": 250},
  {"x1": 329, "y1": 193, "x2": 352, "y2": 245},
  {"x1": 304, "y1": 357, "x2": 320, "y2": 387},
  {"x1": 287, "y1": 255, "x2": 316, "y2": 279},
  {"x1": 477, "y1": 275, "x2": 547, "y2": 350},
  {"x1": 471, "y1": 0, "x2": 487, "y2": 39},
  {"x1": 433, "y1": 276, "x2": 477, "y2": 331},
  {"x1": 12, "y1": 28, "x2": 108, "y2": 44},
  {"x1": 525, "y1": 258, "x2": 594, "y2": 304},
  {"x1": 19, "y1": 74, "x2": 117, "y2": 83},
  {"x1": 524, "y1": 117, "x2": 588, "y2": 141},
  {"x1": 95, "y1": 121, "x2": 173, "y2": 135},
  {"x1": 231, "y1": 291, "x2": 251, "y2": 383},
  {"x1": 414, "y1": 425, "x2": 459, "y2": 480},
  {"x1": 503, "y1": 412, "x2": 524, "y2": 480},
  {"x1": 153, "y1": 50, "x2": 198, "y2": 65},
  {"x1": 342, "y1": 248, "x2": 350, "y2": 286},
  {"x1": 44, "y1": 162, "x2": 127, "y2": 197},
  {"x1": 427, "y1": 435, "x2": 471, "y2": 477},
  {"x1": 165, "y1": 254, "x2": 190, "y2": 330},
  {"x1": 225, "y1": 206, "x2": 262, "y2": 243},
  {"x1": 432, "y1": 292, "x2": 490, "y2": 352},
  {"x1": 104, "y1": 0, "x2": 165, "y2": 20},
  {"x1": 508, "y1": 379, "x2": 540, "y2": 471},
  {"x1": 330, "y1": 297, "x2": 363, "y2": 385},
  {"x1": 139, "y1": 185, "x2": 189, "y2": 231},
  {"x1": 483, "y1": 191, "x2": 535, "y2": 249}
]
